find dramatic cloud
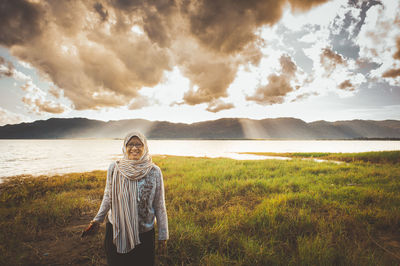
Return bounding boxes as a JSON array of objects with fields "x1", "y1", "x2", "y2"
[
  {"x1": 247, "y1": 75, "x2": 293, "y2": 105},
  {"x1": 185, "y1": 0, "x2": 329, "y2": 54},
  {"x1": 246, "y1": 55, "x2": 298, "y2": 105},
  {"x1": 0, "y1": 0, "x2": 330, "y2": 112},
  {"x1": 93, "y1": 2, "x2": 108, "y2": 22},
  {"x1": 0, "y1": 0, "x2": 43, "y2": 46},
  {"x1": 181, "y1": 54, "x2": 238, "y2": 105}
]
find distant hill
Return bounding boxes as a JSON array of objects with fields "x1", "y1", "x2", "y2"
[{"x1": 0, "y1": 117, "x2": 400, "y2": 139}]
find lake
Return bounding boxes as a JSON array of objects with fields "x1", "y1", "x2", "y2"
[{"x1": 0, "y1": 139, "x2": 399, "y2": 180}]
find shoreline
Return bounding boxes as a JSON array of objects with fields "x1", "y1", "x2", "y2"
[{"x1": 2, "y1": 151, "x2": 399, "y2": 183}]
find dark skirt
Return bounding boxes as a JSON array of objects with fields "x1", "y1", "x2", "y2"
[{"x1": 104, "y1": 222, "x2": 155, "y2": 266}]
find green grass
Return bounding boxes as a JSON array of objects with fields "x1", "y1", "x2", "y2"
[
  {"x1": 242, "y1": 151, "x2": 400, "y2": 164},
  {"x1": 1, "y1": 154, "x2": 400, "y2": 265}
]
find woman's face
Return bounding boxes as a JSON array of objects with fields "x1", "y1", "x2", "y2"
[{"x1": 126, "y1": 136, "x2": 144, "y2": 160}]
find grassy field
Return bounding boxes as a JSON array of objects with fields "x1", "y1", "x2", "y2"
[
  {"x1": 1, "y1": 152, "x2": 400, "y2": 265},
  {"x1": 242, "y1": 151, "x2": 400, "y2": 164}
]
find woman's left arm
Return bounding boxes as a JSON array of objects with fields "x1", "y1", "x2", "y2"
[{"x1": 154, "y1": 167, "x2": 169, "y2": 241}]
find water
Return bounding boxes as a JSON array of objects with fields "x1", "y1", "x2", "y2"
[{"x1": 0, "y1": 139, "x2": 399, "y2": 180}]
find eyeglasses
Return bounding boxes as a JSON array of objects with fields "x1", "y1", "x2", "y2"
[{"x1": 127, "y1": 143, "x2": 143, "y2": 149}]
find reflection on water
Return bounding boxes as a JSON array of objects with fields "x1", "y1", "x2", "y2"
[{"x1": 0, "y1": 139, "x2": 399, "y2": 180}]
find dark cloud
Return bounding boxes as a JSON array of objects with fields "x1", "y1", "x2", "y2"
[
  {"x1": 348, "y1": 0, "x2": 382, "y2": 37},
  {"x1": 288, "y1": 0, "x2": 329, "y2": 11},
  {"x1": 246, "y1": 55, "x2": 297, "y2": 105},
  {"x1": 10, "y1": 3, "x2": 172, "y2": 110},
  {"x1": 246, "y1": 74, "x2": 295, "y2": 105},
  {"x1": 182, "y1": 59, "x2": 237, "y2": 105},
  {"x1": 205, "y1": 100, "x2": 234, "y2": 113},
  {"x1": 185, "y1": 1, "x2": 281, "y2": 54},
  {"x1": 338, "y1": 79, "x2": 355, "y2": 90},
  {"x1": 1, "y1": 0, "x2": 329, "y2": 112},
  {"x1": 93, "y1": 2, "x2": 108, "y2": 21},
  {"x1": 0, "y1": 0, "x2": 43, "y2": 46},
  {"x1": 111, "y1": 0, "x2": 177, "y2": 48},
  {"x1": 185, "y1": 0, "x2": 329, "y2": 54}
]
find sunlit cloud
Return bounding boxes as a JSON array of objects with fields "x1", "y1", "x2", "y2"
[
  {"x1": 0, "y1": 0, "x2": 399, "y2": 124},
  {"x1": 21, "y1": 81, "x2": 67, "y2": 114},
  {"x1": 0, "y1": 0, "x2": 332, "y2": 113}
]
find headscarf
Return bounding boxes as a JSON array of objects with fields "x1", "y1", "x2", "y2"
[
  {"x1": 118, "y1": 131, "x2": 153, "y2": 180},
  {"x1": 111, "y1": 132, "x2": 154, "y2": 253}
]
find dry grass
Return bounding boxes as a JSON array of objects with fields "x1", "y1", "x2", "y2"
[{"x1": 1, "y1": 154, "x2": 400, "y2": 265}]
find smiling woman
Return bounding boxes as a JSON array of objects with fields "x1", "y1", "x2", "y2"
[
  {"x1": 126, "y1": 136, "x2": 144, "y2": 160},
  {"x1": 81, "y1": 132, "x2": 169, "y2": 266}
]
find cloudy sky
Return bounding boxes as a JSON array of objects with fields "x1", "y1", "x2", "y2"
[{"x1": 0, "y1": 0, "x2": 399, "y2": 125}]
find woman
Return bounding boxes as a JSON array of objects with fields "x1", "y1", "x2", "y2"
[{"x1": 82, "y1": 132, "x2": 168, "y2": 266}]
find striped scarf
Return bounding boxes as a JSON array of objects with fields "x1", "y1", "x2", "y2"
[{"x1": 111, "y1": 132, "x2": 154, "y2": 253}]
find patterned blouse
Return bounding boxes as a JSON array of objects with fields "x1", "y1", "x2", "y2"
[{"x1": 93, "y1": 162, "x2": 169, "y2": 240}]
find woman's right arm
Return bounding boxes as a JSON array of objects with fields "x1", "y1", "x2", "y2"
[{"x1": 92, "y1": 162, "x2": 115, "y2": 223}]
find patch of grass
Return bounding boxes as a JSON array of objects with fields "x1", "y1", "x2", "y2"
[
  {"x1": 244, "y1": 150, "x2": 400, "y2": 164},
  {"x1": 1, "y1": 154, "x2": 400, "y2": 265}
]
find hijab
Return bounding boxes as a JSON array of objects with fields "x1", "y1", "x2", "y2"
[
  {"x1": 118, "y1": 131, "x2": 153, "y2": 180},
  {"x1": 111, "y1": 132, "x2": 154, "y2": 253}
]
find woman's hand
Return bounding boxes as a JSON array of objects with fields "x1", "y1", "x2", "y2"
[
  {"x1": 157, "y1": 240, "x2": 167, "y2": 256},
  {"x1": 81, "y1": 220, "x2": 100, "y2": 237}
]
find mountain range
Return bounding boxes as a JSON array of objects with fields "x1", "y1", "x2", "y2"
[{"x1": 0, "y1": 117, "x2": 400, "y2": 139}]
